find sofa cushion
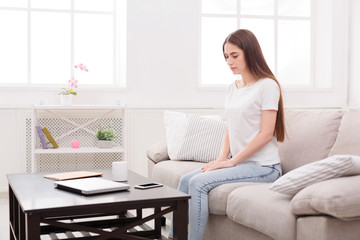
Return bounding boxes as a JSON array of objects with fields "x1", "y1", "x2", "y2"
[
  {"x1": 297, "y1": 216, "x2": 360, "y2": 240},
  {"x1": 269, "y1": 154, "x2": 360, "y2": 196},
  {"x1": 291, "y1": 175, "x2": 360, "y2": 220},
  {"x1": 209, "y1": 182, "x2": 263, "y2": 215},
  {"x1": 278, "y1": 109, "x2": 344, "y2": 174},
  {"x1": 151, "y1": 160, "x2": 204, "y2": 189},
  {"x1": 226, "y1": 184, "x2": 295, "y2": 240},
  {"x1": 328, "y1": 109, "x2": 360, "y2": 156},
  {"x1": 205, "y1": 215, "x2": 274, "y2": 240}
]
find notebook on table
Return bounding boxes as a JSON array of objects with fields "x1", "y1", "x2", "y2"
[
  {"x1": 45, "y1": 171, "x2": 103, "y2": 181},
  {"x1": 54, "y1": 177, "x2": 130, "y2": 195}
]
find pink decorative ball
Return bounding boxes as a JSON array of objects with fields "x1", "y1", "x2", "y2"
[{"x1": 71, "y1": 140, "x2": 80, "y2": 148}]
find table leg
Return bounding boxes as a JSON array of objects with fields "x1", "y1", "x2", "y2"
[
  {"x1": 19, "y1": 205, "x2": 25, "y2": 240},
  {"x1": 26, "y1": 213, "x2": 41, "y2": 240},
  {"x1": 9, "y1": 186, "x2": 23, "y2": 240},
  {"x1": 173, "y1": 199, "x2": 188, "y2": 240},
  {"x1": 154, "y1": 207, "x2": 162, "y2": 236},
  {"x1": 9, "y1": 187, "x2": 15, "y2": 240}
]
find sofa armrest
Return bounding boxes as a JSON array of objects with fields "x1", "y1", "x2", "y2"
[
  {"x1": 291, "y1": 175, "x2": 360, "y2": 220},
  {"x1": 147, "y1": 140, "x2": 170, "y2": 164}
]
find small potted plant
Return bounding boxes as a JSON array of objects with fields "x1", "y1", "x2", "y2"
[{"x1": 96, "y1": 126, "x2": 117, "y2": 148}]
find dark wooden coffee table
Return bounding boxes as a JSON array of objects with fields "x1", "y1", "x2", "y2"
[{"x1": 8, "y1": 170, "x2": 190, "y2": 240}]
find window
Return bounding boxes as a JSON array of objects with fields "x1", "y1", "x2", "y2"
[
  {"x1": 200, "y1": 0, "x2": 313, "y2": 87},
  {"x1": 0, "y1": 0, "x2": 126, "y2": 88}
]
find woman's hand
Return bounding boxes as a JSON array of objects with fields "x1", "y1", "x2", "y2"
[{"x1": 201, "y1": 159, "x2": 235, "y2": 172}]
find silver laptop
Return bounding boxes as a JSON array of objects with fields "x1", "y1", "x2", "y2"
[{"x1": 54, "y1": 177, "x2": 130, "y2": 195}]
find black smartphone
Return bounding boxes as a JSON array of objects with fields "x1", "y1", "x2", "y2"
[{"x1": 134, "y1": 182, "x2": 163, "y2": 189}]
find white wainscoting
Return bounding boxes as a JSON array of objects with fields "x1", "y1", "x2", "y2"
[
  {"x1": 0, "y1": 107, "x2": 224, "y2": 192},
  {"x1": 0, "y1": 110, "x2": 28, "y2": 192}
]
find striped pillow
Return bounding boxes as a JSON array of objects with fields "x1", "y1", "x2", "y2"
[
  {"x1": 270, "y1": 155, "x2": 360, "y2": 196},
  {"x1": 164, "y1": 111, "x2": 227, "y2": 162}
]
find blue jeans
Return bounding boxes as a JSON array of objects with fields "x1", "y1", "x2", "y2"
[{"x1": 168, "y1": 162, "x2": 282, "y2": 240}]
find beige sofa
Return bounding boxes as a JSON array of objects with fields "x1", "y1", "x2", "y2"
[{"x1": 147, "y1": 109, "x2": 360, "y2": 240}]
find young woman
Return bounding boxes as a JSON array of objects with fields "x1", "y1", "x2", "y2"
[{"x1": 168, "y1": 29, "x2": 285, "y2": 240}]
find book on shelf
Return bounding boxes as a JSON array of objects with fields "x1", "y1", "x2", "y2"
[
  {"x1": 42, "y1": 127, "x2": 59, "y2": 149},
  {"x1": 36, "y1": 125, "x2": 48, "y2": 149},
  {"x1": 44, "y1": 171, "x2": 103, "y2": 181}
]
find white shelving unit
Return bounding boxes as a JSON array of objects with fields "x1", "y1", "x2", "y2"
[{"x1": 31, "y1": 105, "x2": 126, "y2": 173}]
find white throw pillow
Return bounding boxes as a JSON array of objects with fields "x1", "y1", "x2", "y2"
[
  {"x1": 164, "y1": 111, "x2": 188, "y2": 160},
  {"x1": 164, "y1": 111, "x2": 226, "y2": 162},
  {"x1": 270, "y1": 155, "x2": 360, "y2": 196}
]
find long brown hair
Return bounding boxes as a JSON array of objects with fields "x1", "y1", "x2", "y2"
[{"x1": 223, "y1": 29, "x2": 285, "y2": 142}]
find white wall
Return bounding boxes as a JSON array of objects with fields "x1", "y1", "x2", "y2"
[
  {"x1": 0, "y1": 109, "x2": 27, "y2": 192},
  {"x1": 0, "y1": 0, "x2": 358, "y2": 108},
  {"x1": 348, "y1": 0, "x2": 360, "y2": 107},
  {"x1": 0, "y1": 0, "x2": 226, "y2": 109}
]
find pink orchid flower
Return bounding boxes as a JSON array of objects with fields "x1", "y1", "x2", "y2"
[
  {"x1": 74, "y1": 63, "x2": 89, "y2": 72},
  {"x1": 60, "y1": 64, "x2": 88, "y2": 95}
]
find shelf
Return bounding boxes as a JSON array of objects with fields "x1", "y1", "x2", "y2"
[
  {"x1": 31, "y1": 106, "x2": 127, "y2": 173},
  {"x1": 34, "y1": 147, "x2": 125, "y2": 154},
  {"x1": 32, "y1": 105, "x2": 125, "y2": 110}
]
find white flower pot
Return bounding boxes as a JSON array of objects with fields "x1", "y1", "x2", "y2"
[
  {"x1": 60, "y1": 95, "x2": 73, "y2": 105},
  {"x1": 97, "y1": 140, "x2": 114, "y2": 148}
]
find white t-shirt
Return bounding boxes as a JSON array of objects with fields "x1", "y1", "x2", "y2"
[{"x1": 225, "y1": 78, "x2": 280, "y2": 166}]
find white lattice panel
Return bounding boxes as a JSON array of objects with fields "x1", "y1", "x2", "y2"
[
  {"x1": 35, "y1": 153, "x2": 122, "y2": 172},
  {"x1": 26, "y1": 118, "x2": 32, "y2": 173},
  {"x1": 28, "y1": 108, "x2": 125, "y2": 173}
]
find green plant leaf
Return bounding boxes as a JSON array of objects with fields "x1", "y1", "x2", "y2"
[{"x1": 96, "y1": 126, "x2": 117, "y2": 141}]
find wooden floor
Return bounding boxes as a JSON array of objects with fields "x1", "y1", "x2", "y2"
[{"x1": 0, "y1": 192, "x2": 171, "y2": 240}]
